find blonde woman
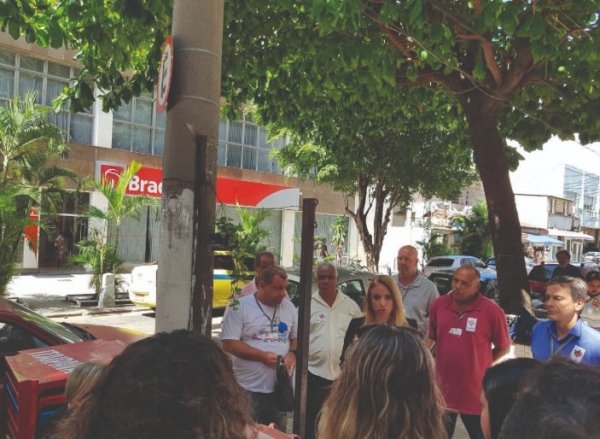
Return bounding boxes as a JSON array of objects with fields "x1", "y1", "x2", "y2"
[
  {"x1": 341, "y1": 275, "x2": 416, "y2": 361},
  {"x1": 319, "y1": 324, "x2": 446, "y2": 439}
]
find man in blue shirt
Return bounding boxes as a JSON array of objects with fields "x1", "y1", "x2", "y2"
[{"x1": 531, "y1": 276, "x2": 600, "y2": 365}]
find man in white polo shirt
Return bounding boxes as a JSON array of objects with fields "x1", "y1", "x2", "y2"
[{"x1": 306, "y1": 263, "x2": 361, "y2": 439}]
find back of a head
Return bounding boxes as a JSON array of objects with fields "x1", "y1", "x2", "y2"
[
  {"x1": 482, "y1": 358, "x2": 540, "y2": 439},
  {"x1": 50, "y1": 330, "x2": 251, "y2": 439},
  {"x1": 499, "y1": 359, "x2": 600, "y2": 439},
  {"x1": 318, "y1": 324, "x2": 445, "y2": 439},
  {"x1": 65, "y1": 362, "x2": 104, "y2": 405}
]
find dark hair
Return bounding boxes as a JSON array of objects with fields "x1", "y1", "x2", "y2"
[
  {"x1": 260, "y1": 264, "x2": 287, "y2": 284},
  {"x1": 49, "y1": 330, "x2": 252, "y2": 439},
  {"x1": 319, "y1": 324, "x2": 446, "y2": 439},
  {"x1": 254, "y1": 251, "x2": 274, "y2": 268},
  {"x1": 586, "y1": 270, "x2": 600, "y2": 283},
  {"x1": 499, "y1": 359, "x2": 600, "y2": 439},
  {"x1": 555, "y1": 250, "x2": 571, "y2": 259},
  {"x1": 482, "y1": 358, "x2": 540, "y2": 439}
]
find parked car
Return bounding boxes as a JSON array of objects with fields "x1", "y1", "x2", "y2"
[
  {"x1": 428, "y1": 267, "x2": 500, "y2": 301},
  {"x1": 423, "y1": 255, "x2": 487, "y2": 277},
  {"x1": 128, "y1": 251, "x2": 255, "y2": 310},
  {"x1": 286, "y1": 267, "x2": 375, "y2": 310},
  {"x1": 0, "y1": 297, "x2": 146, "y2": 357},
  {"x1": 527, "y1": 263, "x2": 559, "y2": 297},
  {"x1": 584, "y1": 252, "x2": 600, "y2": 262},
  {"x1": 485, "y1": 256, "x2": 535, "y2": 274}
]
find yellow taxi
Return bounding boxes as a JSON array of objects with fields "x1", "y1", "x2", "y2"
[{"x1": 128, "y1": 251, "x2": 255, "y2": 309}]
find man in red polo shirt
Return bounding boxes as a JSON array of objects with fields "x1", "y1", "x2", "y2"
[{"x1": 428, "y1": 266, "x2": 510, "y2": 439}]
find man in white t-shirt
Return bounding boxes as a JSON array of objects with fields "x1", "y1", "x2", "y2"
[{"x1": 222, "y1": 265, "x2": 298, "y2": 428}]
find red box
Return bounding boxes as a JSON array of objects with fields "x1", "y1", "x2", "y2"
[{"x1": 3, "y1": 340, "x2": 125, "y2": 439}]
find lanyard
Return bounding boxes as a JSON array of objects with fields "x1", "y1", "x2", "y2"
[
  {"x1": 254, "y1": 294, "x2": 277, "y2": 327},
  {"x1": 550, "y1": 334, "x2": 575, "y2": 357}
]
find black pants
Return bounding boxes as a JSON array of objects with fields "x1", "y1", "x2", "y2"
[
  {"x1": 444, "y1": 412, "x2": 484, "y2": 439},
  {"x1": 305, "y1": 372, "x2": 333, "y2": 439},
  {"x1": 248, "y1": 391, "x2": 282, "y2": 429}
]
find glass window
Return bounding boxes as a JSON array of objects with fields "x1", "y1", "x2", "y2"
[
  {"x1": 112, "y1": 121, "x2": 132, "y2": 150},
  {"x1": 217, "y1": 142, "x2": 227, "y2": 166},
  {"x1": 0, "y1": 322, "x2": 49, "y2": 354},
  {"x1": 132, "y1": 126, "x2": 152, "y2": 154},
  {"x1": 227, "y1": 144, "x2": 242, "y2": 168},
  {"x1": 113, "y1": 100, "x2": 132, "y2": 122},
  {"x1": 153, "y1": 129, "x2": 165, "y2": 156},
  {"x1": 0, "y1": 49, "x2": 15, "y2": 66},
  {"x1": 134, "y1": 99, "x2": 153, "y2": 125},
  {"x1": 47, "y1": 62, "x2": 70, "y2": 79},
  {"x1": 20, "y1": 55, "x2": 44, "y2": 72},
  {"x1": 244, "y1": 124, "x2": 257, "y2": 146},
  {"x1": 155, "y1": 109, "x2": 166, "y2": 129},
  {"x1": 0, "y1": 68, "x2": 14, "y2": 99},
  {"x1": 228, "y1": 121, "x2": 243, "y2": 143},
  {"x1": 70, "y1": 113, "x2": 93, "y2": 145},
  {"x1": 18, "y1": 72, "x2": 43, "y2": 103},
  {"x1": 0, "y1": 53, "x2": 90, "y2": 144},
  {"x1": 243, "y1": 147, "x2": 257, "y2": 170}
]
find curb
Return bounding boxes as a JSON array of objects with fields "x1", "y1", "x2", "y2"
[{"x1": 42, "y1": 306, "x2": 149, "y2": 319}]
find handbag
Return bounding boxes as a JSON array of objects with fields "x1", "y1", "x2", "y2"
[
  {"x1": 509, "y1": 306, "x2": 539, "y2": 344},
  {"x1": 274, "y1": 355, "x2": 294, "y2": 412}
]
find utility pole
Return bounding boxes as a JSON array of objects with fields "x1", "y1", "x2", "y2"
[{"x1": 156, "y1": 0, "x2": 224, "y2": 334}]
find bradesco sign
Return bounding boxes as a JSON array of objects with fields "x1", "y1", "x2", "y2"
[
  {"x1": 95, "y1": 161, "x2": 300, "y2": 209},
  {"x1": 100, "y1": 163, "x2": 163, "y2": 197}
]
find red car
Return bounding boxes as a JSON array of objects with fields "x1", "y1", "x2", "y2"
[
  {"x1": 528, "y1": 263, "x2": 560, "y2": 297},
  {"x1": 0, "y1": 297, "x2": 146, "y2": 356}
]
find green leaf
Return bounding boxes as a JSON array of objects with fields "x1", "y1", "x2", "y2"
[
  {"x1": 7, "y1": 20, "x2": 20, "y2": 40},
  {"x1": 408, "y1": 0, "x2": 423, "y2": 26},
  {"x1": 429, "y1": 23, "x2": 443, "y2": 43},
  {"x1": 529, "y1": 16, "x2": 545, "y2": 40}
]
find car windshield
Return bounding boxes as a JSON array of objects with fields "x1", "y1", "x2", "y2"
[
  {"x1": 10, "y1": 301, "x2": 82, "y2": 344},
  {"x1": 427, "y1": 258, "x2": 453, "y2": 267}
]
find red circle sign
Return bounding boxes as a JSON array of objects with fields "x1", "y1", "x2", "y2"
[{"x1": 157, "y1": 35, "x2": 173, "y2": 113}]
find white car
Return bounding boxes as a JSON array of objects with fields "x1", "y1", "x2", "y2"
[
  {"x1": 584, "y1": 252, "x2": 600, "y2": 262},
  {"x1": 423, "y1": 255, "x2": 487, "y2": 277}
]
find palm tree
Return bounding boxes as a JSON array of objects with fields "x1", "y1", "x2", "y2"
[
  {"x1": 72, "y1": 160, "x2": 159, "y2": 296},
  {"x1": 451, "y1": 201, "x2": 492, "y2": 260},
  {"x1": 86, "y1": 160, "x2": 160, "y2": 251},
  {"x1": 0, "y1": 92, "x2": 77, "y2": 294}
]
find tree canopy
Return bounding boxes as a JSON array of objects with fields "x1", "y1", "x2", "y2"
[
  {"x1": 3, "y1": 1, "x2": 599, "y2": 311},
  {"x1": 276, "y1": 117, "x2": 476, "y2": 270}
]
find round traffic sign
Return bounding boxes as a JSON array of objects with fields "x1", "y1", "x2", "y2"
[{"x1": 157, "y1": 35, "x2": 173, "y2": 113}]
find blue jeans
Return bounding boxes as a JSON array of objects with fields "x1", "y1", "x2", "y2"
[{"x1": 445, "y1": 412, "x2": 484, "y2": 439}]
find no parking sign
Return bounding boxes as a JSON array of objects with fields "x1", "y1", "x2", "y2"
[{"x1": 156, "y1": 35, "x2": 173, "y2": 113}]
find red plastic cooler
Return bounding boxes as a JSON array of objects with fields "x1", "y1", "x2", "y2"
[{"x1": 3, "y1": 339, "x2": 126, "y2": 439}]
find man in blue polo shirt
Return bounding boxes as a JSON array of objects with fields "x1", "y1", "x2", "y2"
[{"x1": 531, "y1": 276, "x2": 600, "y2": 365}]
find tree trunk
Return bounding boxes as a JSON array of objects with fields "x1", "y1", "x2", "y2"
[
  {"x1": 155, "y1": 0, "x2": 224, "y2": 334},
  {"x1": 345, "y1": 175, "x2": 392, "y2": 273},
  {"x1": 460, "y1": 91, "x2": 529, "y2": 314}
]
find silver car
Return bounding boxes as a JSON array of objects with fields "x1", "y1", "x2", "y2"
[
  {"x1": 285, "y1": 267, "x2": 375, "y2": 309},
  {"x1": 423, "y1": 255, "x2": 487, "y2": 277}
]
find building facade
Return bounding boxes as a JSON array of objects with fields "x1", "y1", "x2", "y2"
[{"x1": 0, "y1": 35, "x2": 357, "y2": 272}]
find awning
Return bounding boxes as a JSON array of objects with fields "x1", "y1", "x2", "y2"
[
  {"x1": 522, "y1": 234, "x2": 565, "y2": 246},
  {"x1": 548, "y1": 228, "x2": 594, "y2": 241}
]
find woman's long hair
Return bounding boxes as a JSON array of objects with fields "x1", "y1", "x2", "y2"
[
  {"x1": 482, "y1": 358, "x2": 540, "y2": 439},
  {"x1": 318, "y1": 324, "x2": 446, "y2": 439},
  {"x1": 49, "y1": 330, "x2": 253, "y2": 439},
  {"x1": 364, "y1": 275, "x2": 408, "y2": 325}
]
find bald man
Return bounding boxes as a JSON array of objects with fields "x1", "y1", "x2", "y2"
[{"x1": 395, "y1": 245, "x2": 439, "y2": 335}]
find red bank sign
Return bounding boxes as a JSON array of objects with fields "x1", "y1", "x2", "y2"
[{"x1": 97, "y1": 162, "x2": 300, "y2": 209}]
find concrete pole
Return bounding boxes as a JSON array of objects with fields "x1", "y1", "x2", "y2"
[{"x1": 155, "y1": 0, "x2": 224, "y2": 334}]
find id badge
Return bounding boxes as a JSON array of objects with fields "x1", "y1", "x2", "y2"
[{"x1": 449, "y1": 327, "x2": 463, "y2": 337}]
